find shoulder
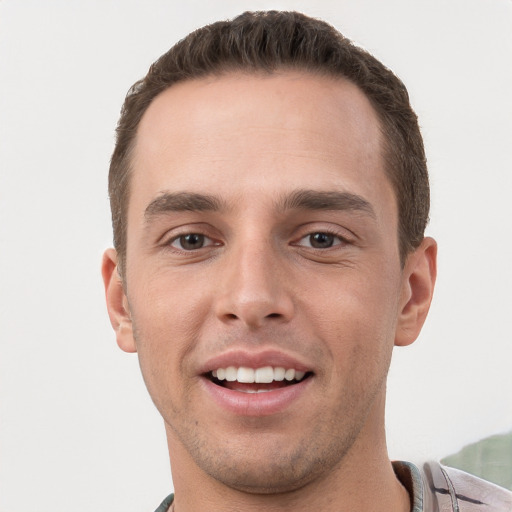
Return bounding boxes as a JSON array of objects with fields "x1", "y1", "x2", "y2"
[{"x1": 423, "y1": 461, "x2": 512, "y2": 511}]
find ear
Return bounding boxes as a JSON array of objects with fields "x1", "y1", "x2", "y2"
[
  {"x1": 101, "y1": 249, "x2": 137, "y2": 353},
  {"x1": 395, "y1": 237, "x2": 437, "y2": 347}
]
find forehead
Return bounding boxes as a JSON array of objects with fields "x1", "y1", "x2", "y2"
[{"x1": 130, "y1": 71, "x2": 391, "y2": 213}]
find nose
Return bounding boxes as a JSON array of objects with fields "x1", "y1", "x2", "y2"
[{"x1": 214, "y1": 238, "x2": 295, "y2": 329}]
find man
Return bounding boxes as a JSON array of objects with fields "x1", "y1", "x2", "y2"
[{"x1": 101, "y1": 11, "x2": 512, "y2": 512}]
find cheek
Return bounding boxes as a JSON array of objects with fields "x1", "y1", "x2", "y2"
[
  {"x1": 304, "y1": 268, "x2": 401, "y2": 374},
  {"x1": 126, "y1": 274, "x2": 212, "y2": 407},
  {"x1": 129, "y1": 268, "x2": 211, "y2": 347}
]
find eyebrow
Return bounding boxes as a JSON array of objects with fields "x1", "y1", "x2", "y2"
[
  {"x1": 144, "y1": 192, "x2": 226, "y2": 220},
  {"x1": 279, "y1": 189, "x2": 375, "y2": 217},
  {"x1": 144, "y1": 189, "x2": 375, "y2": 220}
]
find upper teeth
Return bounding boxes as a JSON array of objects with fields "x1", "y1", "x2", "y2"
[{"x1": 212, "y1": 366, "x2": 306, "y2": 383}]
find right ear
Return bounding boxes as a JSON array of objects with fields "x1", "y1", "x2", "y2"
[{"x1": 101, "y1": 249, "x2": 137, "y2": 353}]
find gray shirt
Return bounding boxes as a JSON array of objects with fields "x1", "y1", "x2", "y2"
[{"x1": 154, "y1": 461, "x2": 512, "y2": 511}]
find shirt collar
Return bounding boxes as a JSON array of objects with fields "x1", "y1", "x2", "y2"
[{"x1": 393, "y1": 460, "x2": 424, "y2": 512}]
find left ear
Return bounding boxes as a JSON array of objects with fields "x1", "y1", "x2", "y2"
[
  {"x1": 101, "y1": 248, "x2": 137, "y2": 353},
  {"x1": 395, "y1": 237, "x2": 437, "y2": 347}
]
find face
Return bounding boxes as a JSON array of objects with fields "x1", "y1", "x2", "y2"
[{"x1": 103, "y1": 71, "x2": 435, "y2": 494}]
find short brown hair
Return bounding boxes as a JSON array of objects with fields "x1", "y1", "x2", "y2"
[{"x1": 109, "y1": 10, "x2": 429, "y2": 273}]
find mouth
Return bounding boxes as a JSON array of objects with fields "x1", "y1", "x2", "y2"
[{"x1": 206, "y1": 366, "x2": 313, "y2": 393}]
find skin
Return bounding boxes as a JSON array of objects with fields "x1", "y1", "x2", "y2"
[{"x1": 103, "y1": 71, "x2": 437, "y2": 511}]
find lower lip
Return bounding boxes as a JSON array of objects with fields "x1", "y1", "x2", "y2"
[{"x1": 201, "y1": 377, "x2": 312, "y2": 416}]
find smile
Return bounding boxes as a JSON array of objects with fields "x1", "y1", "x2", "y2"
[
  {"x1": 200, "y1": 351, "x2": 314, "y2": 414},
  {"x1": 207, "y1": 365, "x2": 312, "y2": 397},
  {"x1": 212, "y1": 366, "x2": 306, "y2": 384}
]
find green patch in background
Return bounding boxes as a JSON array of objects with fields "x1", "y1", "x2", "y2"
[{"x1": 442, "y1": 431, "x2": 512, "y2": 490}]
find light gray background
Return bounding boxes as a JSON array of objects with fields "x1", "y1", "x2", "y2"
[{"x1": 1, "y1": 1, "x2": 511, "y2": 511}]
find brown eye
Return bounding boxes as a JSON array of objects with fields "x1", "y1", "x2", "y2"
[
  {"x1": 173, "y1": 233, "x2": 206, "y2": 250},
  {"x1": 309, "y1": 232, "x2": 335, "y2": 249}
]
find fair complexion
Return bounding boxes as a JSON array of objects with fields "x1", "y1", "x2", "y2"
[{"x1": 103, "y1": 71, "x2": 436, "y2": 511}]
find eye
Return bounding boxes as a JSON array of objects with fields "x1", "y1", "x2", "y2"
[
  {"x1": 170, "y1": 233, "x2": 214, "y2": 251},
  {"x1": 298, "y1": 232, "x2": 345, "y2": 249}
]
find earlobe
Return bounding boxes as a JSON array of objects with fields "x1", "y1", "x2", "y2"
[
  {"x1": 395, "y1": 237, "x2": 437, "y2": 347},
  {"x1": 101, "y1": 249, "x2": 137, "y2": 353}
]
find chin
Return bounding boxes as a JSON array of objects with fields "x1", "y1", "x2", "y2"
[
  {"x1": 201, "y1": 456, "x2": 323, "y2": 495},
  {"x1": 178, "y1": 423, "x2": 359, "y2": 495}
]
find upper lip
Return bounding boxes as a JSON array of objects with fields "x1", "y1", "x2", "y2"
[{"x1": 199, "y1": 349, "x2": 313, "y2": 375}]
